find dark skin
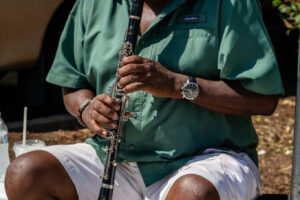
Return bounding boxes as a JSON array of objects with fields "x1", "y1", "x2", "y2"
[{"x1": 5, "y1": 1, "x2": 279, "y2": 199}]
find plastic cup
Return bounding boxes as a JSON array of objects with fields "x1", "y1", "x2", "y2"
[
  {"x1": 0, "y1": 180, "x2": 7, "y2": 200},
  {"x1": 13, "y1": 140, "x2": 46, "y2": 157}
]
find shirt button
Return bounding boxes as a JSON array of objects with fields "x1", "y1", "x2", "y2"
[
  {"x1": 131, "y1": 112, "x2": 137, "y2": 119},
  {"x1": 129, "y1": 144, "x2": 136, "y2": 150}
]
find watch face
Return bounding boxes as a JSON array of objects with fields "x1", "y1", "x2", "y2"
[{"x1": 182, "y1": 82, "x2": 199, "y2": 100}]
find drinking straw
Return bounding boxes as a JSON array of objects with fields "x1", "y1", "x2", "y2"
[{"x1": 22, "y1": 107, "x2": 27, "y2": 146}]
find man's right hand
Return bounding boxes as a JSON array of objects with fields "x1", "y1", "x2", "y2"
[{"x1": 81, "y1": 94, "x2": 120, "y2": 137}]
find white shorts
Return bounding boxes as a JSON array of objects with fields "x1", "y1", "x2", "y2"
[{"x1": 41, "y1": 143, "x2": 261, "y2": 200}]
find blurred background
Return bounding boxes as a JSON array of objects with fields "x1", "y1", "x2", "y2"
[{"x1": 0, "y1": 0, "x2": 76, "y2": 123}]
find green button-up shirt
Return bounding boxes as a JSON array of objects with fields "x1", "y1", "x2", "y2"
[{"x1": 46, "y1": 0, "x2": 284, "y2": 186}]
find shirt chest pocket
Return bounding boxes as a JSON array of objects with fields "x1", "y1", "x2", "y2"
[{"x1": 153, "y1": 21, "x2": 219, "y2": 79}]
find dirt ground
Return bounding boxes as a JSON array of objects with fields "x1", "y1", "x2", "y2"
[{"x1": 7, "y1": 96, "x2": 296, "y2": 196}]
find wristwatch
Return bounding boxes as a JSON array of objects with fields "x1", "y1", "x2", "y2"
[{"x1": 181, "y1": 76, "x2": 199, "y2": 100}]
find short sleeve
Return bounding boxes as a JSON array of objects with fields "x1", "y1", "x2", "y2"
[
  {"x1": 46, "y1": 0, "x2": 91, "y2": 89},
  {"x1": 218, "y1": 0, "x2": 285, "y2": 95}
]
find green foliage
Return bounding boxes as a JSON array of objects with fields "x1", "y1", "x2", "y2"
[{"x1": 272, "y1": 0, "x2": 300, "y2": 33}]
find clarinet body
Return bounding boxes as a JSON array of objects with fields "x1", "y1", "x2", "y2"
[{"x1": 98, "y1": 1, "x2": 144, "y2": 200}]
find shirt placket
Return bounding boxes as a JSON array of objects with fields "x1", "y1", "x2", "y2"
[
  {"x1": 123, "y1": 0, "x2": 188, "y2": 151},
  {"x1": 133, "y1": 0, "x2": 188, "y2": 114}
]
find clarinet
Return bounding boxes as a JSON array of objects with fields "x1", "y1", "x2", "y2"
[{"x1": 98, "y1": 0, "x2": 144, "y2": 200}]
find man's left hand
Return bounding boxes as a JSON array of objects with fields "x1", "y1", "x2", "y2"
[{"x1": 118, "y1": 55, "x2": 184, "y2": 98}]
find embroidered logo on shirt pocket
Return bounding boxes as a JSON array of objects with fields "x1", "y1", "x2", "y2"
[
  {"x1": 179, "y1": 14, "x2": 206, "y2": 24},
  {"x1": 166, "y1": 14, "x2": 212, "y2": 39}
]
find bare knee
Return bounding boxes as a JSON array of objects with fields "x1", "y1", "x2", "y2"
[
  {"x1": 5, "y1": 150, "x2": 77, "y2": 200},
  {"x1": 6, "y1": 152, "x2": 38, "y2": 192},
  {"x1": 166, "y1": 174, "x2": 220, "y2": 200},
  {"x1": 5, "y1": 151, "x2": 48, "y2": 198}
]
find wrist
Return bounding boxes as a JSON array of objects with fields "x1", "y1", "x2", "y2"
[
  {"x1": 172, "y1": 73, "x2": 188, "y2": 99},
  {"x1": 76, "y1": 98, "x2": 93, "y2": 127}
]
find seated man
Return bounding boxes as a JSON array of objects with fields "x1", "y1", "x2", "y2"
[{"x1": 5, "y1": 0, "x2": 284, "y2": 199}]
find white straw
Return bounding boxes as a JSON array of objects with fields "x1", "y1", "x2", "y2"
[{"x1": 22, "y1": 107, "x2": 28, "y2": 146}]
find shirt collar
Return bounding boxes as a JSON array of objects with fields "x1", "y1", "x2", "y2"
[{"x1": 138, "y1": 0, "x2": 187, "y2": 38}]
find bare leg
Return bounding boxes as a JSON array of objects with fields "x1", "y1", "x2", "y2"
[
  {"x1": 166, "y1": 174, "x2": 220, "y2": 200},
  {"x1": 5, "y1": 150, "x2": 78, "y2": 200}
]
